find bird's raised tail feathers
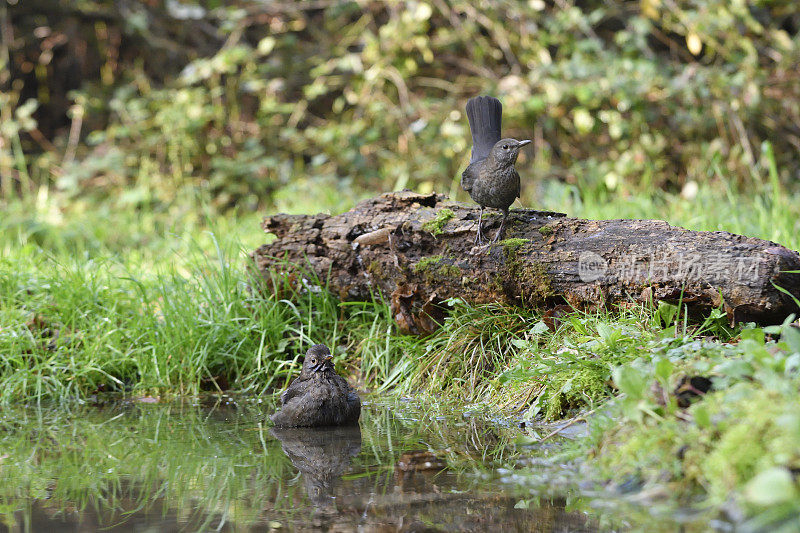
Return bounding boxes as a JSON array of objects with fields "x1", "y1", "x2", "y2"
[{"x1": 466, "y1": 95, "x2": 502, "y2": 163}]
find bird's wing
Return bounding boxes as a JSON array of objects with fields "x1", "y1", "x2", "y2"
[
  {"x1": 461, "y1": 163, "x2": 479, "y2": 192},
  {"x1": 279, "y1": 377, "x2": 308, "y2": 405},
  {"x1": 344, "y1": 390, "x2": 361, "y2": 423},
  {"x1": 279, "y1": 387, "x2": 295, "y2": 406},
  {"x1": 466, "y1": 96, "x2": 502, "y2": 163},
  {"x1": 513, "y1": 169, "x2": 521, "y2": 199},
  {"x1": 346, "y1": 390, "x2": 361, "y2": 412},
  {"x1": 271, "y1": 388, "x2": 326, "y2": 427}
]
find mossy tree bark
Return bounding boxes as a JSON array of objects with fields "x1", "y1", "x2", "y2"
[{"x1": 252, "y1": 191, "x2": 800, "y2": 334}]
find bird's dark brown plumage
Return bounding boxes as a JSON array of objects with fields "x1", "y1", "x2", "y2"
[
  {"x1": 461, "y1": 96, "x2": 531, "y2": 244},
  {"x1": 270, "y1": 344, "x2": 361, "y2": 428}
]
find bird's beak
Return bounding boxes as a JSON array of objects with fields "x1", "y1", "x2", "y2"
[
  {"x1": 312, "y1": 354, "x2": 334, "y2": 372},
  {"x1": 518, "y1": 140, "x2": 531, "y2": 147}
]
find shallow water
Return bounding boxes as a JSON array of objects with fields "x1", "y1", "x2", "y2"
[{"x1": 0, "y1": 396, "x2": 704, "y2": 532}]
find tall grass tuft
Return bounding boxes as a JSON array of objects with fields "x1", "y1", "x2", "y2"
[
  {"x1": 401, "y1": 301, "x2": 537, "y2": 401},
  {"x1": 0, "y1": 204, "x2": 409, "y2": 402}
]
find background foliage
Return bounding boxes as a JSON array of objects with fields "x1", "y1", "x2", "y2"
[{"x1": 3, "y1": 0, "x2": 800, "y2": 213}]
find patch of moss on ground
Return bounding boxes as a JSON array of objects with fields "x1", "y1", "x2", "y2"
[
  {"x1": 497, "y1": 327, "x2": 641, "y2": 421},
  {"x1": 590, "y1": 382, "x2": 800, "y2": 508},
  {"x1": 422, "y1": 208, "x2": 455, "y2": 236},
  {"x1": 539, "y1": 365, "x2": 613, "y2": 420},
  {"x1": 538, "y1": 225, "x2": 553, "y2": 236},
  {"x1": 565, "y1": 323, "x2": 800, "y2": 524}
]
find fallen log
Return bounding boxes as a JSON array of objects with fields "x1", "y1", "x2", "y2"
[{"x1": 252, "y1": 190, "x2": 800, "y2": 333}]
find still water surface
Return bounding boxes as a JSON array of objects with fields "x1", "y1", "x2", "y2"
[{"x1": 0, "y1": 396, "x2": 701, "y2": 532}]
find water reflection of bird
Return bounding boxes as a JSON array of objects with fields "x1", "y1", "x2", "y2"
[
  {"x1": 270, "y1": 344, "x2": 361, "y2": 428},
  {"x1": 270, "y1": 425, "x2": 362, "y2": 511}
]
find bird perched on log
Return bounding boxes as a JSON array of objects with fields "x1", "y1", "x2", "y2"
[
  {"x1": 270, "y1": 344, "x2": 361, "y2": 428},
  {"x1": 461, "y1": 95, "x2": 531, "y2": 244}
]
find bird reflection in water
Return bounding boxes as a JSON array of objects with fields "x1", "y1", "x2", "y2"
[{"x1": 270, "y1": 425, "x2": 362, "y2": 514}]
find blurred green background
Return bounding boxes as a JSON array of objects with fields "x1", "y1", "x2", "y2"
[{"x1": 3, "y1": 0, "x2": 799, "y2": 219}]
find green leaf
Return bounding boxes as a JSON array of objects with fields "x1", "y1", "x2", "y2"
[
  {"x1": 657, "y1": 301, "x2": 678, "y2": 327},
  {"x1": 785, "y1": 353, "x2": 800, "y2": 374},
  {"x1": 692, "y1": 405, "x2": 711, "y2": 429},
  {"x1": 530, "y1": 320, "x2": 550, "y2": 336},
  {"x1": 744, "y1": 467, "x2": 798, "y2": 506},
  {"x1": 781, "y1": 324, "x2": 800, "y2": 356},
  {"x1": 612, "y1": 365, "x2": 647, "y2": 400},
  {"x1": 514, "y1": 434, "x2": 537, "y2": 446},
  {"x1": 510, "y1": 338, "x2": 530, "y2": 349},
  {"x1": 716, "y1": 359, "x2": 753, "y2": 380},
  {"x1": 740, "y1": 327, "x2": 765, "y2": 345},
  {"x1": 654, "y1": 358, "x2": 674, "y2": 382}
]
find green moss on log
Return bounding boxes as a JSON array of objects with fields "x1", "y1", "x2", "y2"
[
  {"x1": 422, "y1": 208, "x2": 455, "y2": 236},
  {"x1": 499, "y1": 238, "x2": 529, "y2": 253},
  {"x1": 413, "y1": 255, "x2": 444, "y2": 273},
  {"x1": 412, "y1": 254, "x2": 461, "y2": 283}
]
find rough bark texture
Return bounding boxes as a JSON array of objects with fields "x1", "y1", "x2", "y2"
[{"x1": 252, "y1": 191, "x2": 800, "y2": 333}]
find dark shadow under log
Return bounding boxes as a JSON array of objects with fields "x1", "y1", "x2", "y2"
[{"x1": 252, "y1": 191, "x2": 800, "y2": 333}]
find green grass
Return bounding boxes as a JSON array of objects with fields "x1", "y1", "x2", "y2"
[
  {"x1": 0, "y1": 202, "x2": 412, "y2": 402},
  {"x1": 573, "y1": 319, "x2": 800, "y2": 530},
  {"x1": 1, "y1": 176, "x2": 800, "y2": 525}
]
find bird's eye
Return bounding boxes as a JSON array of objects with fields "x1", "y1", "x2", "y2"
[
  {"x1": 310, "y1": 358, "x2": 316, "y2": 364},
  {"x1": 503, "y1": 144, "x2": 509, "y2": 150}
]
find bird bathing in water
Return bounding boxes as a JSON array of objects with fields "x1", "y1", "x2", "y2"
[{"x1": 270, "y1": 344, "x2": 361, "y2": 428}]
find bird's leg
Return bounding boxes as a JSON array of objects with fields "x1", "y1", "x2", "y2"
[
  {"x1": 475, "y1": 206, "x2": 486, "y2": 244},
  {"x1": 491, "y1": 208, "x2": 510, "y2": 244}
]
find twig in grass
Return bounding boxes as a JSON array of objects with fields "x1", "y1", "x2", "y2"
[
  {"x1": 63, "y1": 103, "x2": 84, "y2": 165},
  {"x1": 538, "y1": 408, "x2": 597, "y2": 442}
]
